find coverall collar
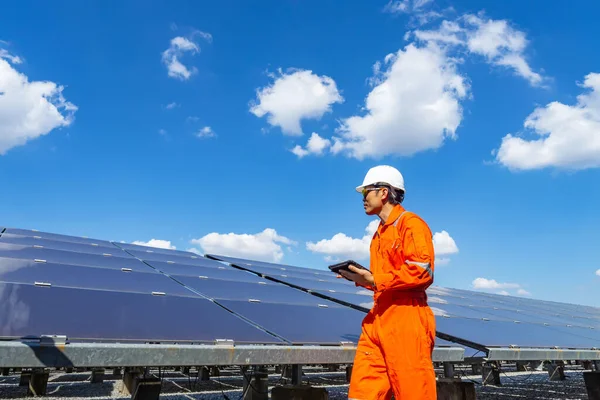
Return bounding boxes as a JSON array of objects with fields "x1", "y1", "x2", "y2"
[{"x1": 381, "y1": 204, "x2": 406, "y2": 227}]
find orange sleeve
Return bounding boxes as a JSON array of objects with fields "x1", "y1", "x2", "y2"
[{"x1": 372, "y1": 215, "x2": 434, "y2": 292}]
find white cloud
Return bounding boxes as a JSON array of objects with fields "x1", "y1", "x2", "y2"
[
  {"x1": 307, "y1": 220, "x2": 455, "y2": 265},
  {"x1": 249, "y1": 68, "x2": 344, "y2": 136},
  {"x1": 384, "y1": 0, "x2": 434, "y2": 14},
  {"x1": 432, "y1": 230, "x2": 458, "y2": 265},
  {"x1": 472, "y1": 277, "x2": 531, "y2": 297},
  {"x1": 0, "y1": 48, "x2": 77, "y2": 155},
  {"x1": 132, "y1": 239, "x2": 176, "y2": 250},
  {"x1": 162, "y1": 31, "x2": 211, "y2": 81},
  {"x1": 330, "y1": 42, "x2": 469, "y2": 160},
  {"x1": 196, "y1": 126, "x2": 216, "y2": 138},
  {"x1": 306, "y1": 220, "x2": 379, "y2": 261},
  {"x1": 411, "y1": 13, "x2": 543, "y2": 86},
  {"x1": 494, "y1": 73, "x2": 600, "y2": 170},
  {"x1": 291, "y1": 132, "x2": 331, "y2": 158},
  {"x1": 433, "y1": 230, "x2": 458, "y2": 255},
  {"x1": 165, "y1": 102, "x2": 179, "y2": 109},
  {"x1": 596, "y1": 269, "x2": 600, "y2": 277},
  {"x1": 191, "y1": 228, "x2": 296, "y2": 263}
]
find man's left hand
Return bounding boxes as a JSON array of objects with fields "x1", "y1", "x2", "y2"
[{"x1": 338, "y1": 265, "x2": 375, "y2": 287}]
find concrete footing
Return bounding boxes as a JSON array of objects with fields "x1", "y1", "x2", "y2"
[
  {"x1": 548, "y1": 361, "x2": 565, "y2": 381},
  {"x1": 482, "y1": 364, "x2": 501, "y2": 385},
  {"x1": 584, "y1": 371, "x2": 600, "y2": 400},
  {"x1": 271, "y1": 385, "x2": 328, "y2": 400},
  {"x1": 242, "y1": 367, "x2": 269, "y2": 400},
  {"x1": 27, "y1": 369, "x2": 49, "y2": 396},
  {"x1": 121, "y1": 367, "x2": 162, "y2": 400},
  {"x1": 91, "y1": 368, "x2": 105, "y2": 383},
  {"x1": 436, "y1": 378, "x2": 476, "y2": 400}
]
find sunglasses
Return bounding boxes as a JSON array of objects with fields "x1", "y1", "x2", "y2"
[{"x1": 361, "y1": 186, "x2": 383, "y2": 198}]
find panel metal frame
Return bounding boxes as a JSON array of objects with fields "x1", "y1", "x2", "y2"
[{"x1": 0, "y1": 339, "x2": 464, "y2": 368}]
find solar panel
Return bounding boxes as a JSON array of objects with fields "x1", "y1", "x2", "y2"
[
  {"x1": 150, "y1": 262, "x2": 369, "y2": 345},
  {"x1": 115, "y1": 241, "x2": 201, "y2": 257},
  {"x1": 126, "y1": 249, "x2": 220, "y2": 267},
  {"x1": 206, "y1": 254, "x2": 356, "y2": 287},
  {"x1": 0, "y1": 257, "x2": 194, "y2": 297},
  {"x1": 146, "y1": 260, "x2": 265, "y2": 282},
  {"x1": 436, "y1": 316, "x2": 600, "y2": 349},
  {"x1": 174, "y1": 275, "x2": 332, "y2": 305},
  {"x1": 206, "y1": 254, "x2": 335, "y2": 280},
  {"x1": 0, "y1": 282, "x2": 282, "y2": 344},
  {"x1": 216, "y1": 300, "x2": 364, "y2": 345},
  {"x1": 3, "y1": 228, "x2": 113, "y2": 247},
  {"x1": 0, "y1": 243, "x2": 148, "y2": 271},
  {"x1": 0, "y1": 234, "x2": 122, "y2": 255}
]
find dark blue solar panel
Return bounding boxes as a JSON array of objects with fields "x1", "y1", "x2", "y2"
[
  {"x1": 0, "y1": 282, "x2": 282, "y2": 344},
  {"x1": 173, "y1": 275, "x2": 327, "y2": 306},
  {"x1": 437, "y1": 316, "x2": 600, "y2": 349},
  {"x1": 127, "y1": 249, "x2": 221, "y2": 267},
  {"x1": 0, "y1": 243, "x2": 149, "y2": 272},
  {"x1": 0, "y1": 234, "x2": 124, "y2": 255},
  {"x1": 207, "y1": 254, "x2": 335, "y2": 279},
  {"x1": 217, "y1": 299, "x2": 364, "y2": 345},
  {"x1": 115, "y1": 242, "x2": 200, "y2": 258},
  {"x1": 0, "y1": 258, "x2": 193, "y2": 297},
  {"x1": 3, "y1": 228, "x2": 113, "y2": 247},
  {"x1": 148, "y1": 261, "x2": 266, "y2": 282}
]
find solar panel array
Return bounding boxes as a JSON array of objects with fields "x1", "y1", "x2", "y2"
[
  {"x1": 207, "y1": 254, "x2": 600, "y2": 353},
  {"x1": 1, "y1": 225, "x2": 599, "y2": 359},
  {"x1": 0, "y1": 227, "x2": 367, "y2": 346}
]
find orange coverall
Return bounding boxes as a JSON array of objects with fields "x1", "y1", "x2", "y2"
[{"x1": 348, "y1": 204, "x2": 437, "y2": 400}]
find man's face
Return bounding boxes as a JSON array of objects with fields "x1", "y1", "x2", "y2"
[{"x1": 362, "y1": 186, "x2": 384, "y2": 215}]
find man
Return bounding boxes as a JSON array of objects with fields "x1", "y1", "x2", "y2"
[{"x1": 338, "y1": 165, "x2": 437, "y2": 400}]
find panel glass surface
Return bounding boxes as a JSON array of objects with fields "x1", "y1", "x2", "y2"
[
  {"x1": 207, "y1": 254, "x2": 335, "y2": 279},
  {"x1": 218, "y1": 299, "x2": 364, "y2": 345},
  {"x1": 149, "y1": 261, "x2": 267, "y2": 283},
  {"x1": 127, "y1": 250, "x2": 223, "y2": 268},
  {"x1": 0, "y1": 234, "x2": 125, "y2": 255},
  {"x1": 0, "y1": 259, "x2": 194, "y2": 296},
  {"x1": 437, "y1": 315, "x2": 600, "y2": 348},
  {"x1": 3, "y1": 228, "x2": 113, "y2": 247},
  {"x1": 174, "y1": 275, "x2": 327, "y2": 306},
  {"x1": 0, "y1": 244, "x2": 150, "y2": 272},
  {"x1": 115, "y1": 242, "x2": 201, "y2": 257},
  {"x1": 0, "y1": 283, "x2": 282, "y2": 344}
]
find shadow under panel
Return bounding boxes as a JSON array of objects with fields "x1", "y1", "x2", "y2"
[{"x1": 0, "y1": 282, "x2": 282, "y2": 344}]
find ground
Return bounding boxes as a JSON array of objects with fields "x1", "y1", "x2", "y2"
[{"x1": 0, "y1": 364, "x2": 591, "y2": 399}]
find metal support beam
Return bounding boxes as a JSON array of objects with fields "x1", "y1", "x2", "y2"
[
  {"x1": 291, "y1": 365, "x2": 302, "y2": 386},
  {"x1": 0, "y1": 341, "x2": 464, "y2": 369},
  {"x1": 242, "y1": 366, "x2": 269, "y2": 400},
  {"x1": 485, "y1": 347, "x2": 600, "y2": 361}
]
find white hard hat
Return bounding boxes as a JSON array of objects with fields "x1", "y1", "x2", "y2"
[{"x1": 355, "y1": 165, "x2": 405, "y2": 193}]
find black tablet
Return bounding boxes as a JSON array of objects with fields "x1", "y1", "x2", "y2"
[{"x1": 328, "y1": 260, "x2": 368, "y2": 274}]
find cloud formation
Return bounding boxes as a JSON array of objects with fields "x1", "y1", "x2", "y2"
[
  {"x1": 494, "y1": 73, "x2": 600, "y2": 170},
  {"x1": 0, "y1": 47, "x2": 77, "y2": 155},
  {"x1": 162, "y1": 31, "x2": 211, "y2": 80},
  {"x1": 250, "y1": 69, "x2": 343, "y2": 136},
  {"x1": 191, "y1": 228, "x2": 296, "y2": 263}
]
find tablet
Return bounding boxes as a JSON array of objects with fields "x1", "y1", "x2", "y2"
[{"x1": 328, "y1": 260, "x2": 368, "y2": 274}]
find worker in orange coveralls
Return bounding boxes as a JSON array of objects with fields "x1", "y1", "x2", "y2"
[{"x1": 338, "y1": 165, "x2": 437, "y2": 400}]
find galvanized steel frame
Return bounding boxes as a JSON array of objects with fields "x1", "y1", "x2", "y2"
[
  {"x1": 0, "y1": 341, "x2": 465, "y2": 369},
  {"x1": 485, "y1": 347, "x2": 600, "y2": 361}
]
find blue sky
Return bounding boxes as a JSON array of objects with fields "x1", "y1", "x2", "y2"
[{"x1": 1, "y1": 0, "x2": 600, "y2": 307}]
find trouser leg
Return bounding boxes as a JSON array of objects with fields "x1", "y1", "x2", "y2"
[
  {"x1": 348, "y1": 313, "x2": 392, "y2": 400},
  {"x1": 380, "y1": 302, "x2": 437, "y2": 400}
]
